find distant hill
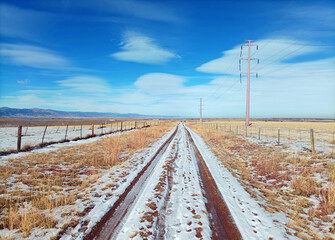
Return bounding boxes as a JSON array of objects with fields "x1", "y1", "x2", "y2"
[{"x1": 0, "y1": 107, "x2": 166, "y2": 119}]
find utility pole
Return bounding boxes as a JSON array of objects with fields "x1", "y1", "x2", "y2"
[
  {"x1": 240, "y1": 40, "x2": 259, "y2": 126},
  {"x1": 200, "y1": 98, "x2": 202, "y2": 122}
]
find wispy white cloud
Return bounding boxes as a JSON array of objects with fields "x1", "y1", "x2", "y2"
[
  {"x1": 17, "y1": 78, "x2": 30, "y2": 85},
  {"x1": 57, "y1": 75, "x2": 112, "y2": 93},
  {"x1": 111, "y1": 32, "x2": 179, "y2": 64},
  {"x1": 195, "y1": 38, "x2": 335, "y2": 118},
  {"x1": 1, "y1": 75, "x2": 115, "y2": 112},
  {"x1": 0, "y1": 3, "x2": 54, "y2": 42},
  {"x1": 135, "y1": 73, "x2": 185, "y2": 94},
  {"x1": 1, "y1": 37, "x2": 334, "y2": 118},
  {"x1": 0, "y1": 43, "x2": 73, "y2": 70},
  {"x1": 196, "y1": 38, "x2": 323, "y2": 74},
  {"x1": 104, "y1": 0, "x2": 182, "y2": 23},
  {"x1": 50, "y1": 0, "x2": 182, "y2": 23},
  {"x1": 0, "y1": 95, "x2": 46, "y2": 109},
  {"x1": 281, "y1": 4, "x2": 335, "y2": 28},
  {"x1": 271, "y1": 2, "x2": 335, "y2": 41}
]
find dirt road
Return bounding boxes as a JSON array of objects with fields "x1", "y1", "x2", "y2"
[{"x1": 84, "y1": 122, "x2": 241, "y2": 239}]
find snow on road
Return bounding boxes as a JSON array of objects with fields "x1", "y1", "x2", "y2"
[
  {"x1": 1, "y1": 122, "x2": 297, "y2": 239},
  {"x1": 186, "y1": 125, "x2": 296, "y2": 240},
  {"x1": 61, "y1": 126, "x2": 178, "y2": 239},
  {"x1": 114, "y1": 123, "x2": 211, "y2": 239},
  {"x1": 93, "y1": 122, "x2": 295, "y2": 240}
]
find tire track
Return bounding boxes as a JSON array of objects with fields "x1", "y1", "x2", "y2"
[
  {"x1": 85, "y1": 123, "x2": 242, "y2": 239},
  {"x1": 84, "y1": 125, "x2": 179, "y2": 240},
  {"x1": 185, "y1": 126, "x2": 242, "y2": 240}
]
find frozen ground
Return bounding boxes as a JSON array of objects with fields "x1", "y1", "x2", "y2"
[
  {"x1": 186, "y1": 125, "x2": 296, "y2": 240},
  {"x1": 0, "y1": 126, "x2": 177, "y2": 239},
  {"x1": 216, "y1": 125, "x2": 335, "y2": 155},
  {"x1": 0, "y1": 126, "x2": 120, "y2": 152},
  {"x1": 1, "y1": 123, "x2": 302, "y2": 239},
  {"x1": 114, "y1": 123, "x2": 212, "y2": 239},
  {"x1": 97, "y1": 123, "x2": 293, "y2": 239}
]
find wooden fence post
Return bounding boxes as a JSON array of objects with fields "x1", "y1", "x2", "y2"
[
  {"x1": 92, "y1": 124, "x2": 94, "y2": 136},
  {"x1": 17, "y1": 126, "x2": 22, "y2": 151},
  {"x1": 288, "y1": 129, "x2": 290, "y2": 142},
  {"x1": 258, "y1": 128, "x2": 261, "y2": 140},
  {"x1": 65, "y1": 125, "x2": 68, "y2": 140},
  {"x1": 42, "y1": 125, "x2": 48, "y2": 144},
  {"x1": 277, "y1": 129, "x2": 280, "y2": 145},
  {"x1": 310, "y1": 129, "x2": 315, "y2": 154},
  {"x1": 332, "y1": 131, "x2": 334, "y2": 156}
]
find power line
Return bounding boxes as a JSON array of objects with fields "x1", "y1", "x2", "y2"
[
  {"x1": 256, "y1": 42, "x2": 306, "y2": 72},
  {"x1": 202, "y1": 39, "x2": 312, "y2": 114},
  {"x1": 259, "y1": 45, "x2": 307, "y2": 75},
  {"x1": 206, "y1": 79, "x2": 240, "y2": 103},
  {"x1": 204, "y1": 49, "x2": 241, "y2": 101}
]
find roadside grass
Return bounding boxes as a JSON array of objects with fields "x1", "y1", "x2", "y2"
[
  {"x1": 188, "y1": 122, "x2": 335, "y2": 239},
  {"x1": 198, "y1": 119, "x2": 335, "y2": 145},
  {"x1": 0, "y1": 121, "x2": 177, "y2": 239}
]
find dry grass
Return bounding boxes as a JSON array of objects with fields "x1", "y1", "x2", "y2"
[
  {"x1": 187, "y1": 121, "x2": 335, "y2": 239},
  {"x1": 291, "y1": 176, "x2": 319, "y2": 196},
  {"x1": 192, "y1": 119, "x2": 335, "y2": 147},
  {"x1": 0, "y1": 121, "x2": 177, "y2": 239},
  {"x1": 103, "y1": 136, "x2": 121, "y2": 165}
]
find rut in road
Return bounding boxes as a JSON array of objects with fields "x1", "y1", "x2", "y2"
[
  {"x1": 87, "y1": 123, "x2": 241, "y2": 239},
  {"x1": 84, "y1": 125, "x2": 179, "y2": 240}
]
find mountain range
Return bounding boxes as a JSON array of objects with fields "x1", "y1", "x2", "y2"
[{"x1": 0, "y1": 107, "x2": 166, "y2": 119}]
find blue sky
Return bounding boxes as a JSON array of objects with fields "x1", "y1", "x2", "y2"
[{"x1": 0, "y1": 0, "x2": 334, "y2": 118}]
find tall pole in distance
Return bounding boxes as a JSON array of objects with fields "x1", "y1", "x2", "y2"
[
  {"x1": 239, "y1": 40, "x2": 259, "y2": 126},
  {"x1": 246, "y1": 40, "x2": 251, "y2": 126},
  {"x1": 200, "y1": 98, "x2": 202, "y2": 123}
]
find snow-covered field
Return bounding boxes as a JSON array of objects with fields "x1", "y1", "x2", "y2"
[
  {"x1": 0, "y1": 125, "x2": 119, "y2": 152},
  {"x1": 0, "y1": 124, "x2": 177, "y2": 239},
  {"x1": 244, "y1": 129, "x2": 334, "y2": 155},
  {"x1": 187, "y1": 125, "x2": 294, "y2": 240},
  {"x1": 1, "y1": 121, "x2": 333, "y2": 239},
  {"x1": 188, "y1": 122, "x2": 335, "y2": 239},
  {"x1": 93, "y1": 123, "x2": 293, "y2": 239}
]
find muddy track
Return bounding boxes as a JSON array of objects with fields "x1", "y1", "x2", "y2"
[
  {"x1": 153, "y1": 137, "x2": 179, "y2": 239},
  {"x1": 185, "y1": 126, "x2": 242, "y2": 240},
  {"x1": 83, "y1": 126, "x2": 179, "y2": 240},
  {"x1": 84, "y1": 123, "x2": 241, "y2": 239}
]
